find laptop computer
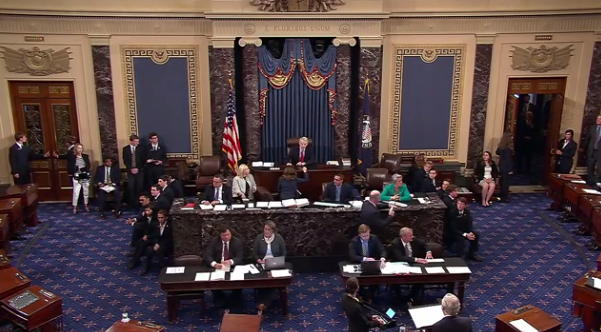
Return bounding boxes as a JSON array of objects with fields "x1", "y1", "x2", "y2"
[
  {"x1": 360, "y1": 260, "x2": 381, "y2": 275},
  {"x1": 264, "y1": 256, "x2": 286, "y2": 271}
]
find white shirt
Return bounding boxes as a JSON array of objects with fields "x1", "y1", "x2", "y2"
[
  {"x1": 15, "y1": 142, "x2": 22, "y2": 149},
  {"x1": 562, "y1": 140, "x2": 570, "y2": 149},
  {"x1": 210, "y1": 241, "x2": 234, "y2": 267},
  {"x1": 130, "y1": 144, "x2": 136, "y2": 154},
  {"x1": 401, "y1": 239, "x2": 412, "y2": 258},
  {"x1": 152, "y1": 144, "x2": 158, "y2": 150},
  {"x1": 214, "y1": 186, "x2": 223, "y2": 203},
  {"x1": 159, "y1": 223, "x2": 166, "y2": 236}
]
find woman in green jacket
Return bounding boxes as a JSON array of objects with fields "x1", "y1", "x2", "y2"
[{"x1": 381, "y1": 173, "x2": 411, "y2": 202}]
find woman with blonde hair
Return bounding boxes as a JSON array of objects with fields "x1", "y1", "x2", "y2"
[
  {"x1": 496, "y1": 132, "x2": 514, "y2": 202},
  {"x1": 232, "y1": 164, "x2": 257, "y2": 200},
  {"x1": 67, "y1": 143, "x2": 91, "y2": 214},
  {"x1": 278, "y1": 166, "x2": 309, "y2": 200}
]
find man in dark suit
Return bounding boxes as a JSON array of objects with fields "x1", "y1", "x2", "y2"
[
  {"x1": 411, "y1": 161, "x2": 433, "y2": 192},
  {"x1": 204, "y1": 227, "x2": 244, "y2": 306},
  {"x1": 437, "y1": 179, "x2": 450, "y2": 199},
  {"x1": 127, "y1": 204, "x2": 158, "y2": 271},
  {"x1": 9, "y1": 132, "x2": 48, "y2": 184},
  {"x1": 139, "y1": 210, "x2": 172, "y2": 275},
  {"x1": 122, "y1": 134, "x2": 144, "y2": 209},
  {"x1": 53, "y1": 136, "x2": 76, "y2": 161},
  {"x1": 449, "y1": 198, "x2": 482, "y2": 261},
  {"x1": 167, "y1": 175, "x2": 184, "y2": 199},
  {"x1": 554, "y1": 129, "x2": 578, "y2": 174},
  {"x1": 94, "y1": 157, "x2": 123, "y2": 219},
  {"x1": 349, "y1": 224, "x2": 386, "y2": 301},
  {"x1": 442, "y1": 185, "x2": 458, "y2": 209},
  {"x1": 420, "y1": 169, "x2": 439, "y2": 193},
  {"x1": 431, "y1": 293, "x2": 472, "y2": 332},
  {"x1": 390, "y1": 227, "x2": 432, "y2": 304},
  {"x1": 360, "y1": 190, "x2": 395, "y2": 233},
  {"x1": 323, "y1": 173, "x2": 360, "y2": 203},
  {"x1": 125, "y1": 194, "x2": 153, "y2": 249},
  {"x1": 158, "y1": 175, "x2": 175, "y2": 205},
  {"x1": 143, "y1": 132, "x2": 167, "y2": 190},
  {"x1": 150, "y1": 184, "x2": 171, "y2": 213},
  {"x1": 201, "y1": 174, "x2": 233, "y2": 205},
  {"x1": 442, "y1": 185, "x2": 459, "y2": 249},
  {"x1": 286, "y1": 136, "x2": 315, "y2": 167},
  {"x1": 584, "y1": 115, "x2": 601, "y2": 184}
]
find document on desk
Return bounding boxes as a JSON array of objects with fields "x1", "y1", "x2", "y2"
[
  {"x1": 199, "y1": 204, "x2": 214, "y2": 210},
  {"x1": 571, "y1": 180, "x2": 586, "y2": 184},
  {"x1": 210, "y1": 271, "x2": 226, "y2": 281},
  {"x1": 295, "y1": 198, "x2": 310, "y2": 207},
  {"x1": 230, "y1": 272, "x2": 245, "y2": 281},
  {"x1": 408, "y1": 304, "x2": 444, "y2": 328},
  {"x1": 216, "y1": 264, "x2": 231, "y2": 272},
  {"x1": 381, "y1": 262, "x2": 410, "y2": 274},
  {"x1": 256, "y1": 201, "x2": 269, "y2": 208},
  {"x1": 509, "y1": 319, "x2": 538, "y2": 332},
  {"x1": 425, "y1": 258, "x2": 445, "y2": 263},
  {"x1": 349, "y1": 200, "x2": 363, "y2": 209},
  {"x1": 343, "y1": 265, "x2": 359, "y2": 273},
  {"x1": 417, "y1": 198, "x2": 428, "y2": 204},
  {"x1": 446, "y1": 266, "x2": 472, "y2": 274},
  {"x1": 231, "y1": 204, "x2": 246, "y2": 210},
  {"x1": 166, "y1": 267, "x2": 185, "y2": 274},
  {"x1": 583, "y1": 188, "x2": 601, "y2": 195},
  {"x1": 213, "y1": 204, "x2": 227, "y2": 211},
  {"x1": 233, "y1": 265, "x2": 250, "y2": 274},
  {"x1": 194, "y1": 272, "x2": 210, "y2": 281},
  {"x1": 282, "y1": 199, "x2": 296, "y2": 207},
  {"x1": 408, "y1": 266, "x2": 423, "y2": 274},
  {"x1": 592, "y1": 277, "x2": 601, "y2": 290},
  {"x1": 424, "y1": 267, "x2": 446, "y2": 274},
  {"x1": 270, "y1": 269, "x2": 292, "y2": 278},
  {"x1": 268, "y1": 201, "x2": 283, "y2": 209}
]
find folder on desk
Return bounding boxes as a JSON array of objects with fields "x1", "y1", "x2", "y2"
[
  {"x1": 256, "y1": 201, "x2": 269, "y2": 208},
  {"x1": 268, "y1": 201, "x2": 283, "y2": 209}
]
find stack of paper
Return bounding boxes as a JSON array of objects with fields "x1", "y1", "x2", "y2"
[
  {"x1": 166, "y1": 267, "x2": 185, "y2": 274},
  {"x1": 251, "y1": 161, "x2": 265, "y2": 167},
  {"x1": 326, "y1": 160, "x2": 340, "y2": 166},
  {"x1": 583, "y1": 188, "x2": 601, "y2": 195},
  {"x1": 100, "y1": 185, "x2": 115, "y2": 193},
  {"x1": 213, "y1": 205, "x2": 227, "y2": 211},
  {"x1": 295, "y1": 198, "x2": 310, "y2": 207},
  {"x1": 381, "y1": 262, "x2": 410, "y2": 275},
  {"x1": 571, "y1": 180, "x2": 586, "y2": 184},
  {"x1": 256, "y1": 202, "x2": 269, "y2": 208},
  {"x1": 408, "y1": 266, "x2": 423, "y2": 274},
  {"x1": 210, "y1": 271, "x2": 226, "y2": 281},
  {"x1": 247, "y1": 202, "x2": 255, "y2": 208},
  {"x1": 282, "y1": 199, "x2": 297, "y2": 207},
  {"x1": 270, "y1": 269, "x2": 292, "y2": 278},
  {"x1": 231, "y1": 204, "x2": 246, "y2": 209},
  {"x1": 268, "y1": 201, "x2": 283, "y2": 209},
  {"x1": 446, "y1": 266, "x2": 472, "y2": 274},
  {"x1": 509, "y1": 319, "x2": 538, "y2": 332},
  {"x1": 313, "y1": 201, "x2": 345, "y2": 208},
  {"x1": 349, "y1": 201, "x2": 363, "y2": 209},
  {"x1": 233, "y1": 265, "x2": 251, "y2": 274},
  {"x1": 426, "y1": 258, "x2": 445, "y2": 263},
  {"x1": 230, "y1": 272, "x2": 245, "y2": 281},
  {"x1": 408, "y1": 305, "x2": 444, "y2": 328},
  {"x1": 388, "y1": 201, "x2": 407, "y2": 208},
  {"x1": 194, "y1": 272, "x2": 210, "y2": 281},
  {"x1": 417, "y1": 198, "x2": 428, "y2": 204},
  {"x1": 342, "y1": 265, "x2": 359, "y2": 273},
  {"x1": 199, "y1": 204, "x2": 214, "y2": 210},
  {"x1": 424, "y1": 267, "x2": 446, "y2": 274}
]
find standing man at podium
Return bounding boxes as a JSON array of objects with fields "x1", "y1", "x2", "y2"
[
  {"x1": 9, "y1": 132, "x2": 49, "y2": 185},
  {"x1": 287, "y1": 137, "x2": 315, "y2": 167}
]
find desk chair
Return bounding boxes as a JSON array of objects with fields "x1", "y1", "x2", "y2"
[
  {"x1": 365, "y1": 168, "x2": 390, "y2": 195},
  {"x1": 196, "y1": 156, "x2": 223, "y2": 190},
  {"x1": 220, "y1": 310, "x2": 262, "y2": 332}
]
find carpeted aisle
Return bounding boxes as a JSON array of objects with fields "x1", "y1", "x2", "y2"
[{"x1": 0, "y1": 194, "x2": 593, "y2": 332}]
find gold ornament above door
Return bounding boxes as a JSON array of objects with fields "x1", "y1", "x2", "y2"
[
  {"x1": 0, "y1": 46, "x2": 72, "y2": 76},
  {"x1": 509, "y1": 44, "x2": 573, "y2": 73},
  {"x1": 250, "y1": 0, "x2": 345, "y2": 12}
]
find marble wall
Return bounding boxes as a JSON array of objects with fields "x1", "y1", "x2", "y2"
[
  {"x1": 92, "y1": 46, "x2": 118, "y2": 161},
  {"x1": 466, "y1": 44, "x2": 493, "y2": 167},
  {"x1": 208, "y1": 47, "x2": 235, "y2": 156},
  {"x1": 242, "y1": 45, "x2": 261, "y2": 161},
  {"x1": 334, "y1": 45, "x2": 352, "y2": 159},
  {"x1": 578, "y1": 41, "x2": 601, "y2": 166},
  {"x1": 358, "y1": 46, "x2": 383, "y2": 163}
]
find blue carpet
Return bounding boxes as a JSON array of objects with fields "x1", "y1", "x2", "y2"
[{"x1": 1, "y1": 194, "x2": 594, "y2": 332}]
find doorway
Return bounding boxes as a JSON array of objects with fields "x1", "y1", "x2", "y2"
[
  {"x1": 9, "y1": 81, "x2": 80, "y2": 201},
  {"x1": 504, "y1": 77, "x2": 566, "y2": 185}
]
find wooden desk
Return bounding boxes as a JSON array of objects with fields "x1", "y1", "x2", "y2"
[
  {"x1": 220, "y1": 312, "x2": 261, "y2": 332},
  {"x1": 547, "y1": 173, "x2": 582, "y2": 211},
  {"x1": 1, "y1": 285, "x2": 63, "y2": 332},
  {"x1": 252, "y1": 166, "x2": 354, "y2": 201},
  {"x1": 495, "y1": 305, "x2": 561, "y2": 332},
  {"x1": 596, "y1": 253, "x2": 601, "y2": 271},
  {"x1": 573, "y1": 271, "x2": 601, "y2": 332},
  {"x1": 105, "y1": 320, "x2": 165, "y2": 332},
  {"x1": 0, "y1": 198, "x2": 22, "y2": 238},
  {"x1": 0, "y1": 267, "x2": 31, "y2": 301},
  {"x1": 0, "y1": 249, "x2": 9, "y2": 269},
  {"x1": 0, "y1": 184, "x2": 39, "y2": 227},
  {"x1": 338, "y1": 258, "x2": 471, "y2": 305},
  {"x1": 159, "y1": 264, "x2": 293, "y2": 321},
  {"x1": 0, "y1": 214, "x2": 9, "y2": 253}
]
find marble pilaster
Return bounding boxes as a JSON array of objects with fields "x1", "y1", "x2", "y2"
[
  {"x1": 578, "y1": 42, "x2": 601, "y2": 166},
  {"x1": 358, "y1": 46, "x2": 383, "y2": 163},
  {"x1": 242, "y1": 46, "x2": 261, "y2": 162},
  {"x1": 467, "y1": 44, "x2": 493, "y2": 167},
  {"x1": 334, "y1": 45, "x2": 352, "y2": 159},
  {"x1": 208, "y1": 47, "x2": 235, "y2": 156},
  {"x1": 92, "y1": 45, "x2": 118, "y2": 161}
]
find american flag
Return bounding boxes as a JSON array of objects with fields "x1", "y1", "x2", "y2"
[{"x1": 222, "y1": 82, "x2": 242, "y2": 174}]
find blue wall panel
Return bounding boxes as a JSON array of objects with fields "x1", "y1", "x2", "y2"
[
  {"x1": 133, "y1": 57, "x2": 191, "y2": 154},
  {"x1": 399, "y1": 56, "x2": 454, "y2": 150}
]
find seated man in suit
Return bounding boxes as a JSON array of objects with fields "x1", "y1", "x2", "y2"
[
  {"x1": 201, "y1": 174, "x2": 233, "y2": 206},
  {"x1": 204, "y1": 226, "x2": 244, "y2": 306},
  {"x1": 158, "y1": 175, "x2": 175, "y2": 205},
  {"x1": 437, "y1": 179, "x2": 451, "y2": 198},
  {"x1": 167, "y1": 175, "x2": 184, "y2": 199},
  {"x1": 127, "y1": 203, "x2": 158, "y2": 270},
  {"x1": 125, "y1": 194, "x2": 153, "y2": 249},
  {"x1": 411, "y1": 161, "x2": 433, "y2": 193},
  {"x1": 323, "y1": 173, "x2": 360, "y2": 203},
  {"x1": 139, "y1": 209, "x2": 172, "y2": 275},
  {"x1": 432, "y1": 293, "x2": 472, "y2": 332},
  {"x1": 348, "y1": 224, "x2": 386, "y2": 301},
  {"x1": 286, "y1": 137, "x2": 315, "y2": 167},
  {"x1": 390, "y1": 227, "x2": 433, "y2": 305},
  {"x1": 420, "y1": 169, "x2": 440, "y2": 193},
  {"x1": 94, "y1": 157, "x2": 123, "y2": 220},
  {"x1": 448, "y1": 198, "x2": 483, "y2": 261},
  {"x1": 150, "y1": 184, "x2": 171, "y2": 213},
  {"x1": 360, "y1": 190, "x2": 396, "y2": 233}
]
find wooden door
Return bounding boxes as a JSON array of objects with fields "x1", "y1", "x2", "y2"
[
  {"x1": 9, "y1": 82, "x2": 79, "y2": 201},
  {"x1": 504, "y1": 94, "x2": 519, "y2": 134},
  {"x1": 543, "y1": 94, "x2": 564, "y2": 183}
]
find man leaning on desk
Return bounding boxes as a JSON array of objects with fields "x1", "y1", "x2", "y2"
[
  {"x1": 390, "y1": 227, "x2": 432, "y2": 305},
  {"x1": 286, "y1": 137, "x2": 315, "y2": 167},
  {"x1": 349, "y1": 224, "x2": 386, "y2": 301},
  {"x1": 204, "y1": 226, "x2": 243, "y2": 306},
  {"x1": 323, "y1": 173, "x2": 361, "y2": 203}
]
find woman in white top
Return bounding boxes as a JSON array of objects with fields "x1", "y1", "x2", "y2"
[
  {"x1": 475, "y1": 151, "x2": 499, "y2": 207},
  {"x1": 231, "y1": 164, "x2": 257, "y2": 200}
]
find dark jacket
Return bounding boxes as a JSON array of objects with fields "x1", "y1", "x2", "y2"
[
  {"x1": 94, "y1": 165, "x2": 121, "y2": 186},
  {"x1": 359, "y1": 201, "x2": 393, "y2": 231},
  {"x1": 442, "y1": 195, "x2": 455, "y2": 209},
  {"x1": 448, "y1": 207, "x2": 474, "y2": 236},
  {"x1": 143, "y1": 144, "x2": 168, "y2": 167},
  {"x1": 583, "y1": 124, "x2": 601, "y2": 157},
  {"x1": 201, "y1": 184, "x2": 233, "y2": 205},
  {"x1": 431, "y1": 315, "x2": 472, "y2": 332},
  {"x1": 420, "y1": 177, "x2": 438, "y2": 193},
  {"x1": 146, "y1": 221, "x2": 173, "y2": 254},
  {"x1": 8, "y1": 143, "x2": 39, "y2": 175},
  {"x1": 278, "y1": 172, "x2": 309, "y2": 200},
  {"x1": 287, "y1": 145, "x2": 315, "y2": 166},
  {"x1": 252, "y1": 233, "x2": 287, "y2": 261},
  {"x1": 169, "y1": 179, "x2": 184, "y2": 199},
  {"x1": 474, "y1": 160, "x2": 499, "y2": 181},
  {"x1": 160, "y1": 185, "x2": 175, "y2": 204},
  {"x1": 390, "y1": 238, "x2": 428, "y2": 263},
  {"x1": 341, "y1": 294, "x2": 379, "y2": 332},
  {"x1": 495, "y1": 147, "x2": 513, "y2": 174},
  {"x1": 348, "y1": 234, "x2": 386, "y2": 263},
  {"x1": 411, "y1": 168, "x2": 428, "y2": 192},
  {"x1": 555, "y1": 139, "x2": 577, "y2": 174},
  {"x1": 122, "y1": 144, "x2": 144, "y2": 171},
  {"x1": 323, "y1": 182, "x2": 360, "y2": 203},
  {"x1": 204, "y1": 236, "x2": 244, "y2": 266},
  {"x1": 152, "y1": 193, "x2": 172, "y2": 213},
  {"x1": 67, "y1": 154, "x2": 91, "y2": 176}
]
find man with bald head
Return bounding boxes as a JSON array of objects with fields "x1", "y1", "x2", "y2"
[
  {"x1": 431, "y1": 293, "x2": 472, "y2": 332},
  {"x1": 360, "y1": 190, "x2": 396, "y2": 233},
  {"x1": 390, "y1": 227, "x2": 432, "y2": 305}
]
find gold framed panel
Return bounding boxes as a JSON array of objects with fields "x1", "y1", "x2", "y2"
[
  {"x1": 121, "y1": 46, "x2": 200, "y2": 160},
  {"x1": 388, "y1": 45, "x2": 466, "y2": 159}
]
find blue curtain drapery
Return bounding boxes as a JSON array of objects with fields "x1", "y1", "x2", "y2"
[{"x1": 258, "y1": 39, "x2": 337, "y2": 163}]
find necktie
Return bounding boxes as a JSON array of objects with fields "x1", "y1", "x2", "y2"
[
  {"x1": 361, "y1": 241, "x2": 368, "y2": 257},
  {"x1": 336, "y1": 186, "x2": 341, "y2": 202},
  {"x1": 405, "y1": 243, "x2": 412, "y2": 257},
  {"x1": 300, "y1": 149, "x2": 305, "y2": 163},
  {"x1": 215, "y1": 188, "x2": 220, "y2": 201},
  {"x1": 105, "y1": 167, "x2": 110, "y2": 184},
  {"x1": 223, "y1": 242, "x2": 230, "y2": 261},
  {"x1": 131, "y1": 146, "x2": 136, "y2": 168},
  {"x1": 244, "y1": 178, "x2": 249, "y2": 197}
]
